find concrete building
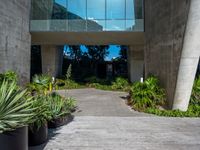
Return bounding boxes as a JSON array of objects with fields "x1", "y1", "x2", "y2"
[{"x1": 0, "y1": 0, "x2": 199, "y2": 111}]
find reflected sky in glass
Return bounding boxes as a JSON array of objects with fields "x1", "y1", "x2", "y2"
[
  {"x1": 31, "y1": 0, "x2": 143, "y2": 31},
  {"x1": 87, "y1": 0, "x2": 105, "y2": 19},
  {"x1": 55, "y1": 0, "x2": 66, "y2": 8}
]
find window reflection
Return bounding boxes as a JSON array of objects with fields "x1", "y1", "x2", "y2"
[
  {"x1": 51, "y1": 0, "x2": 67, "y2": 19},
  {"x1": 31, "y1": 0, "x2": 144, "y2": 32},
  {"x1": 68, "y1": 0, "x2": 86, "y2": 19},
  {"x1": 106, "y1": 20, "x2": 125, "y2": 31},
  {"x1": 87, "y1": 0, "x2": 105, "y2": 20},
  {"x1": 126, "y1": 0, "x2": 135, "y2": 19},
  {"x1": 107, "y1": 0, "x2": 125, "y2": 19},
  {"x1": 87, "y1": 20, "x2": 105, "y2": 31},
  {"x1": 126, "y1": 20, "x2": 135, "y2": 31}
]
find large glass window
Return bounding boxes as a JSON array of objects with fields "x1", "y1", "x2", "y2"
[
  {"x1": 106, "y1": 20, "x2": 125, "y2": 31},
  {"x1": 31, "y1": 0, "x2": 144, "y2": 32},
  {"x1": 51, "y1": 0, "x2": 67, "y2": 19},
  {"x1": 68, "y1": 0, "x2": 86, "y2": 19},
  {"x1": 87, "y1": 0, "x2": 105, "y2": 20},
  {"x1": 107, "y1": 0, "x2": 125, "y2": 19},
  {"x1": 126, "y1": 0, "x2": 135, "y2": 19}
]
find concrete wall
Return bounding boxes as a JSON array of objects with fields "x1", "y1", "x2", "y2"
[
  {"x1": 41, "y1": 45, "x2": 63, "y2": 77},
  {"x1": 0, "y1": 0, "x2": 31, "y2": 85},
  {"x1": 128, "y1": 45, "x2": 144, "y2": 82},
  {"x1": 144, "y1": 0, "x2": 191, "y2": 108}
]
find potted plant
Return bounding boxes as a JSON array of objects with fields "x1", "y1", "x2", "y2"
[
  {"x1": 47, "y1": 93, "x2": 75, "y2": 128},
  {"x1": 0, "y1": 81, "x2": 34, "y2": 150},
  {"x1": 28, "y1": 95, "x2": 51, "y2": 146}
]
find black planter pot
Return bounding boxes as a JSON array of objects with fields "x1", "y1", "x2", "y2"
[
  {"x1": 28, "y1": 123, "x2": 48, "y2": 146},
  {"x1": 48, "y1": 115, "x2": 74, "y2": 129},
  {"x1": 0, "y1": 126, "x2": 28, "y2": 150}
]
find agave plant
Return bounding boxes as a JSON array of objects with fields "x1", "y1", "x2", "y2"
[
  {"x1": 0, "y1": 81, "x2": 34, "y2": 133},
  {"x1": 28, "y1": 74, "x2": 52, "y2": 94}
]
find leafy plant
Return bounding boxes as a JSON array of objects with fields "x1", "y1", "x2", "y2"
[
  {"x1": 190, "y1": 76, "x2": 200, "y2": 105},
  {"x1": 66, "y1": 97, "x2": 77, "y2": 111},
  {"x1": 46, "y1": 93, "x2": 72, "y2": 119},
  {"x1": 111, "y1": 77, "x2": 129, "y2": 91},
  {"x1": 29, "y1": 95, "x2": 51, "y2": 131},
  {"x1": 0, "y1": 81, "x2": 34, "y2": 133},
  {"x1": 28, "y1": 74, "x2": 52, "y2": 94},
  {"x1": 0, "y1": 71, "x2": 18, "y2": 84},
  {"x1": 129, "y1": 76, "x2": 166, "y2": 111}
]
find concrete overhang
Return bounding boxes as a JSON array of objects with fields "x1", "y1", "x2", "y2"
[{"x1": 31, "y1": 32, "x2": 144, "y2": 45}]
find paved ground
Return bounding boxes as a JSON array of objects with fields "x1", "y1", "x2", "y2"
[
  {"x1": 29, "y1": 89, "x2": 200, "y2": 150},
  {"x1": 58, "y1": 88, "x2": 149, "y2": 117}
]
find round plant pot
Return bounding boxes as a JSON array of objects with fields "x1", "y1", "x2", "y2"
[
  {"x1": 0, "y1": 126, "x2": 28, "y2": 150},
  {"x1": 28, "y1": 123, "x2": 48, "y2": 146},
  {"x1": 48, "y1": 115, "x2": 74, "y2": 129}
]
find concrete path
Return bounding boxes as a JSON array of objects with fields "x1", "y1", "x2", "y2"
[
  {"x1": 58, "y1": 88, "x2": 149, "y2": 117},
  {"x1": 29, "y1": 89, "x2": 200, "y2": 150}
]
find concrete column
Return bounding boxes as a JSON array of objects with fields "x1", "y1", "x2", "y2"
[
  {"x1": 128, "y1": 45, "x2": 144, "y2": 83},
  {"x1": 41, "y1": 45, "x2": 63, "y2": 77},
  {"x1": 173, "y1": 0, "x2": 200, "y2": 111},
  {"x1": 0, "y1": 0, "x2": 31, "y2": 85}
]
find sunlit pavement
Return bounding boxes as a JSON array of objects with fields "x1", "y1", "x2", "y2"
[{"x1": 29, "y1": 89, "x2": 200, "y2": 150}]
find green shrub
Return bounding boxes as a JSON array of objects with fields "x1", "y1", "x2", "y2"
[
  {"x1": 0, "y1": 71, "x2": 18, "y2": 84},
  {"x1": 29, "y1": 95, "x2": 51, "y2": 130},
  {"x1": 28, "y1": 74, "x2": 52, "y2": 94},
  {"x1": 46, "y1": 92, "x2": 75, "y2": 119},
  {"x1": 130, "y1": 76, "x2": 166, "y2": 111},
  {"x1": 111, "y1": 77, "x2": 129, "y2": 91},
  {"x1": 0, "y1": 81, "x2": 34, "y2": 133},
  {"x1": 190, "y1": 76, "x2": 200, "y2": 105},
  {"x1": 85, "y1": 76, "x2": 108, "y2": 84},
  {"x1": 66, "y1": 97, "x2": 77, "y2": 111}
]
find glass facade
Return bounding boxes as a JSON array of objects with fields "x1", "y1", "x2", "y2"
[{"x1": 30, "y1": 0, "x2": 144, "y2": 32}]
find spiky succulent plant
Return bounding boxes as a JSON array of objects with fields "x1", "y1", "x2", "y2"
[{"x1": 0, "y1": 81, "x2": 34, "y2": 133}]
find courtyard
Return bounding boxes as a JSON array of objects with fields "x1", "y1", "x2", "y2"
[{"x1": 30, "y1": 89, "x2": 200, "y2": 150}]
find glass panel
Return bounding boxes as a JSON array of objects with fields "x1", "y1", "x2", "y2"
[
  {"x1": 68, "y1": 20, "x2": 86, "y2": 31},
  {"x1": 134, "y1": 0, "x2": 143, "y2": 19},
  {"x1": 106, "y1": 20, "x2": 125, "y2": 31},
  {"x1": 30, "y1": 0, "x2": 144, "y2": 32},
  {"x1": 87, "y1": 0, "x2": 105, "y2": 20},
  {"x1": 31, "y1": 0, "x2": 52, "y2": 20},
  {"x1": 68, "y1": 0, "x2": 86, "y2": 19},
  {"x1": 126, "y1": 20, "x2": 135, "y2": 31},
  {"x1": 107, "y1": 0, "x2": 125, "y2": 19},
  {"x1": 51, "y1": 0, "x2": 67, "y2": 19},
  {"x1": 87, "y1": 20, "x2": 105, "y2": 31},
  {"x1": 126, "y1": 0, "x2": 135, "y2": 19}
]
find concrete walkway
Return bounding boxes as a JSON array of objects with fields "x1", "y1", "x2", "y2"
[
  {"x1": 58, "y1": 88, "x2": 149, "y2": 117},
  {"x1": 30, "y1": 89, "x2": 200, "y2": 150}
]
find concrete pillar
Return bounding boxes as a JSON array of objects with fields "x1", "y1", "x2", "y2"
[
  {"x1": 173, "y1": 0, "x2": 200, "y2": 111},
  {"x1": 128, "y1": 45, "x2": 144, "y2": 82},
  {"x1": 0, "y1": 0, "x2": 31, "y2": 85},
  {"x1": 41, "y1": 45, "x2": 63, "y2": 77}
]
